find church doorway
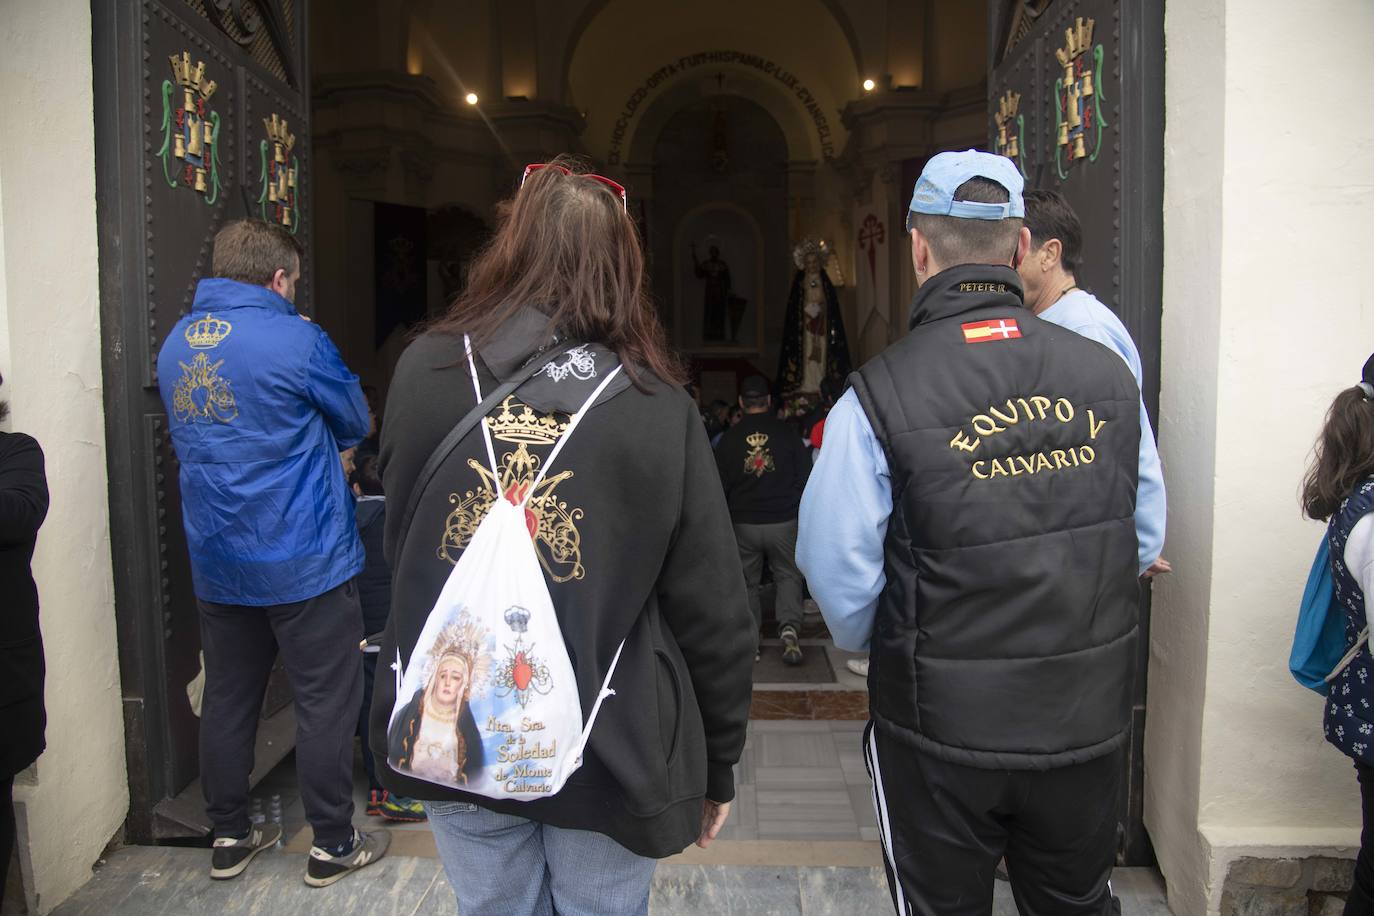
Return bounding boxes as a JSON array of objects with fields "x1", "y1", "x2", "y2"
[{"x1": 92, "y1": 0, "x2": 1163, "y2": 870}]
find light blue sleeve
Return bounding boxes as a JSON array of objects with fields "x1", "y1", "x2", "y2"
[
  {"x1": 1062, "y1": 320, "x2": 1167, "y2": 573},
  {"x1": 796, "y1": 389, "x2": 892, "y2": 652}
]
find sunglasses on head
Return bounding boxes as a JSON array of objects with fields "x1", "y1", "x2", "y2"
[{"x1": 521, "y1": 163, "x2": 628, "y2": 212}]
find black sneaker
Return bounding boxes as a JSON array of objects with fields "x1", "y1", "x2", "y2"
[
  {"x1": 210, "y1": 823, "x2": 282, "y2": 880},
  {"x1": 305, "y1": 829, "x2": 390, "y2": 888},
  {"x1": 781, "y1": 626, "x2": 804, "y2": 667}
]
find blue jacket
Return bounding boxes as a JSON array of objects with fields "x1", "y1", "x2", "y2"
[{"x1": 157, "y1": 278, "x2": 370, "y2": 605}]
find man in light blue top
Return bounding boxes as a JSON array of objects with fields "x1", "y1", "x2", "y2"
[
  {"x1": 797, "y1": 191, "x2": 1169, "y2": 658},
  {"x1": 1018, "y1": 188, "x2": 1169, "y2": 578}
]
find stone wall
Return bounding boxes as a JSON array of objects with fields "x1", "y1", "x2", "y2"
[{"x1": 1221, "y1": 857, "x2": 1355, "y2": 916}]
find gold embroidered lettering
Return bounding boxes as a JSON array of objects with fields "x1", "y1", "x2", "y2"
[
  {"x1": 1088, "y1": 409, "x2": 1106, "y2": 440},
  {"x1": 988, "y1": 401, "x2": 1020, "y2": 426},
  {"x1": 988, "y1": 458, "x2": 1009, "y2": 477},
  {"x1": 1052, "y1": 449, "x2": 1070, "y2": 468},
  {"x1": 1013, "y1": 456, "x2": 1035, "y2": 476},
  {"x1": 1030, "y1": 395, "x2": 1052, "y2": 419},
  {"x1": 950, "y1": 430, "x2": 981, "y2": 453},
  {"x1": 1079, "y1": 445, "x2": 1096, "y2": 464},
  {"x1": 1035, "y1": 453, "x2": 1053, "y2": 472},
  {"x1": 1054, "y1": 398, "x2": 1075, "y2": 423},
  {"x1": 972, "y1": 414, "x2": 1005, "y2": 437},
  {"x1": 972, "y1": 461, "x2": 988, "y2": 479}
]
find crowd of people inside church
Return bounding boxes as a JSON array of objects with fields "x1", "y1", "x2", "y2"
[{"x1": 7, "y1": 147, "x2": 1374, "y2": 916}]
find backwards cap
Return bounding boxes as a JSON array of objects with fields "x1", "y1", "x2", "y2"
[{"x1": 908, "y1": 150, "x2": 1025, "y2": 223}]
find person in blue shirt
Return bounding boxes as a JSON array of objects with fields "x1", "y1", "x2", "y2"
[
  {"x1": 1018, "y1": 188, "x2": 1169, "y2": 579},
  {"x1": 157, "y1": 219, "x2": 388, "y2": 887}
]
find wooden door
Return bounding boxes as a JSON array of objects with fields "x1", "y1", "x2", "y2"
[
  {"x1": 92, "y1": 0, "x2": 313, "y2": 841},
  {"x1": 988, "y1": 0, "x2": 1165, "y2": 866}
]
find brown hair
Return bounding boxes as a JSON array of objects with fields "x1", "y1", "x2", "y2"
[
  {"x1": 1023, "y1": 188, "x2": 1083, "y2": 273},
  {"x1": 429, "y1": 155, "x2": 684, "y2": 389},
  {"x1": 1301, "y1": 387, "x2": 1374, "y2": 520},
  {"x1": 910, "y1": 178, "x2": 1023, "y2": 269},
  {"x1": 212, "y1": 219, "x2": 303, "y2": 286}
]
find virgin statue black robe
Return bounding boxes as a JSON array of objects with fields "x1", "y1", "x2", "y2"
[{"x1": 775, "y1": 268, "x2": 852, "y2": 397}]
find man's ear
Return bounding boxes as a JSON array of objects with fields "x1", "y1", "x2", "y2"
[
  {"x1": 1039, "y1": 237, "x2": 1062, "y2": 271},
  {"x1": 1014, "y1": 227, "x2": 1032, "y2": 269}
]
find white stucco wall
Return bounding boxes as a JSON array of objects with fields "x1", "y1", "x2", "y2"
[
  {"x1": 0, "y1": 1, "x2": 128, "y2": 912},
  {"x1": 1150, "y1": 1, "x2": 1374, "y2": 913}
]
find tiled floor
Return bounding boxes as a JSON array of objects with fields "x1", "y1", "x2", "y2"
[{"x1": 62, "y1": 636, "x2": 1174, "y2": 913}]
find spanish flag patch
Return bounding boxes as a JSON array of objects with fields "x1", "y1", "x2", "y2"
[{"x1": 961, "y1": 318, "x2": 1022, "y2": 343}]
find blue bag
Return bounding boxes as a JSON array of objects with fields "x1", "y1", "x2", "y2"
[{"x1": 1290, "y1": 534, "x2": 1347, "y2": 695}]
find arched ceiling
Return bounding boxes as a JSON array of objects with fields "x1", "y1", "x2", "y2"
[{"x1": 569, "y1": 0, "x2": 862, "y2": 166}]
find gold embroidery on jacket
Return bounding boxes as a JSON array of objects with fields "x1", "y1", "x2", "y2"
[
  {"x1": 744, "y1": 431, "x2": 775, "y2": 477},
  {"x1": 438, "y1": 397, "x2": 586, "y2": 582},
  {"x1": 172, "y1": 352, "x2": 238, "y2": 423}
]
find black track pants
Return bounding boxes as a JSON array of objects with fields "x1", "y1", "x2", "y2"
[{"x1": 863, "y1": 721, "x2": 1122, "y2": 916}]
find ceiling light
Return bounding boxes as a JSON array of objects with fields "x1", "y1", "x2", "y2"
[
  {"x1": 465, "y1": 92, "x2": 479, "y2": 105},
  {"x1": 863, "y1": 79, "x2": 876, "y2": 92}
]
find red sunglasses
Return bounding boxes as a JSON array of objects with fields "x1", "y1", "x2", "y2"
[{"x1": 521, "y1": 163, "x2": 627, "y2": 211}]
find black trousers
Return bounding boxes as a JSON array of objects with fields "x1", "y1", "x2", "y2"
[
  {"x1": 1347, "y1": 760, "x2": 1374, "y2": 915},
  {"x1": 863, "y1": 722, "x2": 1122, "y2": 916},
  {"x1": 1, "y1": 774, "x2": 13, "y2": 910},
  {"x1": 198, "y1": 579, "x2": 363, "y2": 848}
]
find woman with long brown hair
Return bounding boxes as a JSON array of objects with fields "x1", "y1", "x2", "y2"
[
  {"x1": 1301, "y1": 353, "x2": 1374, "y2": 915},
  {"x1": 368, "y1": 158, "x2": 755, "y2": 915}
]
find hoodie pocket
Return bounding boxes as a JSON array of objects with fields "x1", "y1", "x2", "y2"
[{"x1": 655, "y1": 648, "x2": 684, "y2": 766}]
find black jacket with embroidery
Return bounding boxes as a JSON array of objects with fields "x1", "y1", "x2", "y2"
[
  {"x1": 851, "y1": 265, "x2": 1141, "y2": 770},
  {"x1": 715, "y1": 412, "x2": 811, "y2": 525},
  {"x1": 369, "y1": 312, "x2": 756, "y2": 858}
]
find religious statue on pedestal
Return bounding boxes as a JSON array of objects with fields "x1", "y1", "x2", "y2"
[{"x1": 776, "y1": 239, "x2": 851, "y2": 408}]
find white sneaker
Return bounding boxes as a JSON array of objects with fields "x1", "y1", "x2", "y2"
[{"x1": 846, "y1": 658, "x2": 870, "y2": 677}]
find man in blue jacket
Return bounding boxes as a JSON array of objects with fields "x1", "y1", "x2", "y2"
[{"x1": 158, "y1": 219, "x2": 388, "y2": 887}]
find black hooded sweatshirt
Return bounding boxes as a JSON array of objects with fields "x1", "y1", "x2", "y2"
[{"x1": 368, "y1": 309, "x2": 756, "y2": 858}]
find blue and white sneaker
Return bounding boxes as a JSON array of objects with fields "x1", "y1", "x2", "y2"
[{"x1": 304, "y1": 828, "x2": 390, "y2": 888}]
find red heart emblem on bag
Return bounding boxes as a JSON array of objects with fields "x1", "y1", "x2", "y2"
[{"x1": 512, "y1": 652, "x2": 533, "y2": 691}]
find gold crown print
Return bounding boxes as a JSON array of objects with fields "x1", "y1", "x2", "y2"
[
  {"x1": 185, "y1": 314, "x2": 232, "y2": 349},
  {"x1": 169, "y1": 51, "x2": 217, "y2": 101},
  {"x1": 746, "y1": 432, "x2": 769, "y2": 449},
  {"x1": 486, "y1": 396, "x2": 567, "y2": 445},
  {"x1": 1055, "y1": 17, "x2": 1095, "y2": 67},
  {"x1": 264, "y1": 113, "x2": 296, "y2": 160}
]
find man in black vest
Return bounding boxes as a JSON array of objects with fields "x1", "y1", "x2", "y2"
[
  {"x1": 797, "y1": 151, "x2": 1141, "y2": 916},
  {"x1": 716, "y1": 375, "x2": 812, "y2": 665}
]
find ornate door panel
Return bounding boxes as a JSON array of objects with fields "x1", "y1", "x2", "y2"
[
  {"x1": 93, "y1": 0, "x2": 312, "y2": 840},
  {"x1": 989, "y1": 0, "x2": 1164, "y2": 866}
]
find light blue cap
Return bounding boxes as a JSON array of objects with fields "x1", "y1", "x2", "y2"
[{"x1": 907, "y1": 149, "x2": 1025, "y2": 222}]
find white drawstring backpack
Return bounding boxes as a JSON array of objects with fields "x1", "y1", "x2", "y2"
[{"x1": 385, "y1": 336, "x2": 625, "y2": 799}]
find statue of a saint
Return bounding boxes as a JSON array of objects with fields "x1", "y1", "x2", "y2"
[
  {"x1": 692, "y1": 243, "x2": 733, "y2": 342},
  {"x1": 776, "y1": 239, "x2": 852, "y2": 399}
]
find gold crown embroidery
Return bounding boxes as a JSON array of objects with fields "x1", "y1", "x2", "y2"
[
  {"x1": 172, "y1": 352, "x2": 238, "y2": 424},
  {"x1": 744, "y1": 432, "x2": 775, "y2": 477},
  {"x1": 185, "y1": 314, "x2": 232, "y2": 349},
  {"x1": 440, "y1": 398, "x2": 585, "y2": 582}
]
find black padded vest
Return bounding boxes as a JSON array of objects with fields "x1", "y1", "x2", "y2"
[{"x1": 851, "y1": 264, "x2": 1141, "y2": 770}]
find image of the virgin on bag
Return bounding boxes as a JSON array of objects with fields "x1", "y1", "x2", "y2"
[{"x1": 388, "y1": 614, "x2": 491, "y2": 787}]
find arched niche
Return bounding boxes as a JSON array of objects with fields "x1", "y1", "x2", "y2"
[{"x1": 645, "y1": 93, "x2": 790, "y2": 361}]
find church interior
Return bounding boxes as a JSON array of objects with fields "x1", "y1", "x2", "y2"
[{"x1": 307, "y1": 0, "x2": 989, "y2": 409}]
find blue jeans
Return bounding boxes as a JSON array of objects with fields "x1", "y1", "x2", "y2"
[{"x1": 425, "y1": 801, "x2": 656, "y2": 916}]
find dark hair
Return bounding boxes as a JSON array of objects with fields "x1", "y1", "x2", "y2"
[
  {"x1": 741, "y1": 394, "x2": 769, "y2": 411},
  {"x1": 1301, "y1": 387, "x2": 1374, "y2": 520},
  {"x1": 0, "y1": 370, "x2": 8, "y2": 423},
  {"x1": 212, "y1": 219, "x2": 303, "y2": 286},
  {"x1": 1023, "y1": 189, "x2": 1083, "y2": 273},
  {"x1": 429, "y1": 155, "x2": 684, "y2": 390},
  {"x1": 909, "y1": 178, "x2": 1023, "y2": 269},
  {"x1": 350, "y1": 453, "x2": 384, "y2": 497}
]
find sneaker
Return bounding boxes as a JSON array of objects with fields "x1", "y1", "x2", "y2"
[
  {"x1": 780, "y1": 626, "x2": 803, "y2": 667},
  {"x1": 305, "y1": 829, "x2": 390, "y2": 888},
  {"x1": 365, "y1": 789, "x2": 385, "y2": 817},
  {"x1": 846, "y1": 658, "x2": 870, "y2": 677},
  {"x1": 379, "y1": 794, "x2": 427, "y2": 822},
  {"x1": 210, "y1": 823, "x2": 282, "y2": 880}
]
